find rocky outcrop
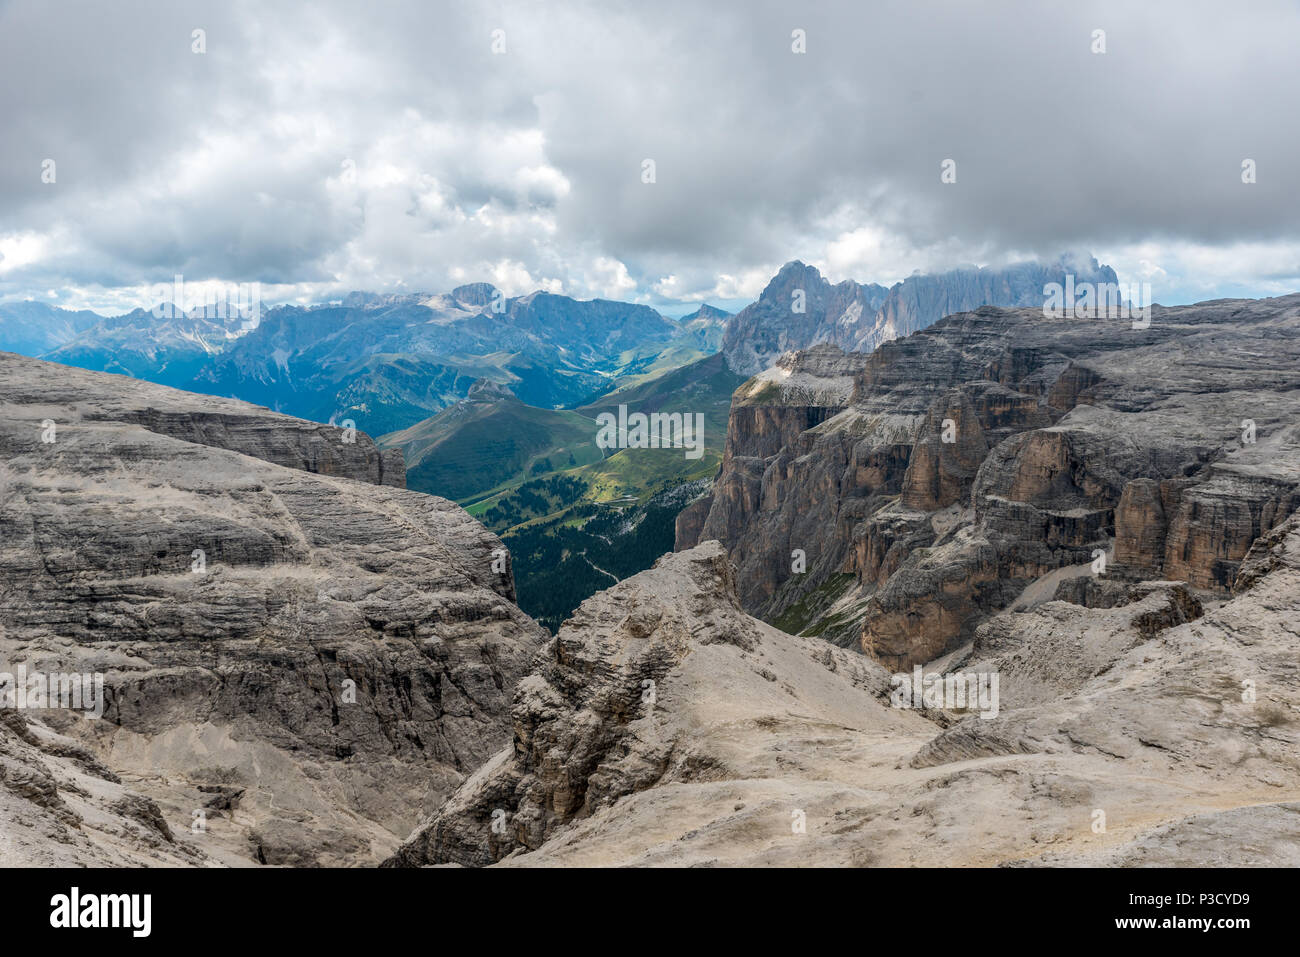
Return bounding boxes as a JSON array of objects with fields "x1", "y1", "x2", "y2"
[
  {"x1": 0, "y1": 706, "x2": 218, "y2": 866},
  {"x1": 1115, "y1": 455, "x2": 1300, "y2": 592},
  {"x1": 1113, "y1": 478, "x2": 1171, "y2": 578},
  {"x1": 673, "y1": 494, "x2": 712, "y2": 552},
  {"x1": 1156, "y1": 471, "x2": 1300, "y2": 590},
  {"x1": 384, "y1": 542, "x2": 913, "y2": 866},
  {"x1": 0, "y1": 350, "x2": 405, "y2": 488},
  {"x1": 0, "y1": 352, "x2": 544, "y2": 865},
  {"x1": 690, "y1": 294, "x2": 1300, "y2": 669},
  {"x1": 899, "y1": 391, "x2": 988, "y2": 511}
]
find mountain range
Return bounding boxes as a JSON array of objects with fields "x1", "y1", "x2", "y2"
[
  {"x1": 31, "y1": 284, "x2": 712, "y2": 438},
  {"x1": 2, "y1": 256, "x2": 1125, "y2": 629},
  {"x1": 2, "y1": 257, "x2": 1118, "y2": 427},
  {"x1": 721, "y1": 256, "x2": 1120, "y2": 374},
  {"x1": 4, "y1": 289, "x2": 1298, "y2": 868}
]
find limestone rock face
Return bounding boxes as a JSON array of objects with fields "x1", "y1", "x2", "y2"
[
  {"x1": 1113, "y1": 478, "x2": 1170, "y2": 578},
  {"x1": 0, "y1": 352, "x2": 544, "y2": 865},
  {"x1": 899, "y1": 391, "x2": 988, "y2": 511},
  {"x1": 695, "y1": 345, "x2": 900, "y2": 612},
  {"x1": 673, "y1": 494, "x2": 713, "y2": 551},
  {"x1": 689, "y1": 295, "x2": 1300, "y2": 669},
  {"x1": 1158, "y1": 470, "x2": 1300, "y2": 590},
  {"x1": 1, "y1": 351, "x2": 405, "y2": 487},
  {"x1": 860, "y1": 529, "x2": 1008, "y2": 669}
]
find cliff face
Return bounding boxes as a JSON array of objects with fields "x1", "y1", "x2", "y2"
[
  {"x1": 720, "y1": 257, "x2": 1118, "y2": 376},
  {"x1": 684, "y1": 295, "x2": 1300, "y2": 669},
  {"x1": 0, "y1": 352, "x2": 544, "y2": 865}
]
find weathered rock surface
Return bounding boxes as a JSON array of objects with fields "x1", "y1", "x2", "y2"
[
  {"x1": 0, "y1": 705, "x2": 219, "y2": 866},
  {"x1": 689, "y1": 295, "x2": 1300, "y2": 669},
  {"x1": 1, "y1": 349, "x2": 405, "y2": 487},
  {"x1": 673, "y1": 494, "x2": 713, "y2": 553},
  {"x1": 384, "y1": 542, "x2": 921, "y2": 866},
  {"x1": 0, "y1": 352, "x2": 544, "y2": 865},
  {"x1": 1018, "y1": 804, "x2": 1300, "y2": 867},
  {"x1": 389, "y1": 509, "x2": 1300, "y2": 867}
]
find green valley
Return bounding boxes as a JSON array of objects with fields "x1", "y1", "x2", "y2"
[{"x1": 379, "y1": 351, "x2": 743, "y2": 630}]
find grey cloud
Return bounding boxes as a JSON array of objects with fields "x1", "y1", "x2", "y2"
[{"x1": 1, "y1": 0, "x2": 1298, "y2": 306}]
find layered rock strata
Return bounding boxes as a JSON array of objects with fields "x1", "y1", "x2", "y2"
[
  {"x1": 0, "y1": 352, "x2": 544, "y2": 865},
  {"x1": 683, "y1": 295, "x2": 1300, "y2": 669}
]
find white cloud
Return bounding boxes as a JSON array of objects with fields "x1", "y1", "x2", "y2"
[{"x1": 0, "y1": 231, "x2": 51, "y2": 275}]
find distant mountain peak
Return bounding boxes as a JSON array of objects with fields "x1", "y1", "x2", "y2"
[
  {"x1": 466, "y1": 378, "x2": 515, "y2": 402},
  {"x1": 451, "y1": 282, "x2": 499, "y2": 308},
  {"x1": 679, "y1": 303, "x2": 732, "y2": 324},
  {"x1": 722, "y1": 254, "x2": 1122, "y2": 375},
  {"x1": 758, "y1": 261, "x2": 827, "y2": 304}
]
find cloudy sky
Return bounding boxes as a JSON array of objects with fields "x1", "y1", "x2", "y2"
[{"x1": 2, "y1": 0, "x2": 1298, "y2": 315}]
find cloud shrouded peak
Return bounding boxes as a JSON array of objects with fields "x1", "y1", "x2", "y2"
[{"x1": 1, "y1": 0, "x2": 1298, "y2": 314}]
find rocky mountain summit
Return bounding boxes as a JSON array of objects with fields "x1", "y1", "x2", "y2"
[
  {"x1": 720, "y1": 257, "x2": 1119, "y2": 375},
  {"x1": 0, "y1": 352, "x2": 543, "y2": 865},
  {"x1": 684, "y1": 294, "x2": 1300, "y2": 670}
]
